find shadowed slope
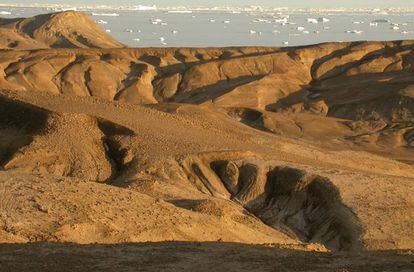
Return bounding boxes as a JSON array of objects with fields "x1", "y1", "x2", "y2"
[{"x1": 0, "y1": 243, "x2": 413, "y2": 272}]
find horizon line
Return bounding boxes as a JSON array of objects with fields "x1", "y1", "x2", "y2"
[{"x1": 1, "y1": 3, "x2": 414, "y2": 10}]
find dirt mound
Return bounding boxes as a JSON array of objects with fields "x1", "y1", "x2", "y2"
[
  {"x1": 3, "y1": 112, "x2": 116, "y2": 182},
  {"x1": 0, "y1": 97, "x2": 48, "y2": 164},
  {"x1": 0, "y1": 11, "x2": 124, "y2": 49}
]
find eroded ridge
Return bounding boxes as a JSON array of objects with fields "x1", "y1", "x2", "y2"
[{"x1": 193, "y1": 159, "x2": 363, "y2": 251}]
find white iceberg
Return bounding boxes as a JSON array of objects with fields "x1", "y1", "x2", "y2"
[
  {"x1": 274, "y1": 17, "x2": 288, "y2": 23},
  {"x1": 152, "y1": 18, "x2": 163, "y2": 23},
  {"x1": 92, "y1": 12, "x2": 119, "y2": 17},
  {"x1": 167, "y1": 10, "x2": 193, "y2": 14},
  {"x1": 372, "y1": 19, "x2": 390, "y2": 23},
  {"x1": 134, "y1": 5, "x2": 157, "y2": 11},
  {"x1": 317, "y1": 17, "x2": 330, "y2": 23},
  {"x1": 345, "y1": 30, "x2": 363, "y2": 34},
  {"x1": 97, "y1": 20, "x2": 108, "y2": 25},
  {"x1": 307, "y1": 18, "x2": 318, "y2": 24}
]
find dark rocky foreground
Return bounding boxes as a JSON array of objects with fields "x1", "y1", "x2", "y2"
[{"x1": 0, "y1": 242, "x2": 413, "y2": 272}]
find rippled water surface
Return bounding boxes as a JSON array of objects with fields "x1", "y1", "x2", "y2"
[{"x1": 1, "y1": 7, "x2": 414, "y2": 47}]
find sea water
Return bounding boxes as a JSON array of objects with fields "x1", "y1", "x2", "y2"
[{"x1": 1, "y1": 6, "x2": 414, "y2": 47}]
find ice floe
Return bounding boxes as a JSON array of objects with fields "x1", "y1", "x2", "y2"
[
  {"x1": 307, "y1": 18, "x2": 318, "y2": 24},
  {"x1": 92, "y1": 12, "x2": 119, "y2": 17},
  {"x1": 167, "y1": 10, "x2": 193, "y2": 14},
  {"x1": 318, "y1": 17, "x2": 330, "y2": 23},
  {"x1": 345, "y1": 30, "x2": 363, "y2": 34},
  {"x1": 133, "y1": 5, "x2": 157, "y2": 11},
  {"x1": 274, "y1": 17, "x2": 288, "y2": 23}
]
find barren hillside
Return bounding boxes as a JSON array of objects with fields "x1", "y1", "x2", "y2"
[
  {"x1": 0, "y1": 11, "x2": 124, "y2": 49},
  {"x1": 0, "y1": 11, "x2": 413, "y2": 271}
]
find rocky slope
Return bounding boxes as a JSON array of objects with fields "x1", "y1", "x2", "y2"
[{"x1": 0, "y1": 41, "x2": 412, "y2": 162}]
